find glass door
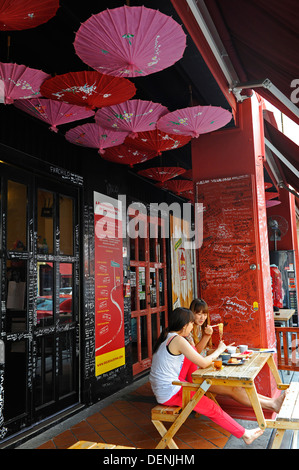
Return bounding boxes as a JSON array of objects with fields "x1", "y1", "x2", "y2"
[
  {"x1": 129, "y1": 209, "x2": 168, "y2": 375},
  {"x1": 33, "y1": 179, "x2": 79, "y2": 420},
  {"x1": 0, "y1": 164, "x2": 80, "y2": 436}
]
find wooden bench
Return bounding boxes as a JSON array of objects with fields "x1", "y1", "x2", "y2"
[
  {"x1": 151, "y1": 380, "x2": 218, "y2": 449},
  {"x1": 275, "y1": 327, "x2": 299, "y2": 372},
  {"x1": 266, "y1": 382, "x2": 299, "y2": 449},
  {"x1": 69, "y1": 440, "x2": 137, "y2": 449}
]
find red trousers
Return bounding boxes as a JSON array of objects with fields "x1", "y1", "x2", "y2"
[{"x1": 162, "y1": 355, "x2": 245, "y2": 439}]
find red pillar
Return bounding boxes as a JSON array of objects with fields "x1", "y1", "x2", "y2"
[{"x1": 193, "y1": 95, "x2": 278, "y2": 420}]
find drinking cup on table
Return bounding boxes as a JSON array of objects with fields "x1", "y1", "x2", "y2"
[
  {"x1": 226, "y1": 346, "x2": 237, "y2": 354},
  {"x1": 238, "y1": 345, "x2": 248, "y2": 353},
  {"x1": 213, "y1": 358, "x2": 223, "y2": 370}
]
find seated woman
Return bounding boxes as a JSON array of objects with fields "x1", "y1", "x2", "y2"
[
  {"x1": 150, "y1": 307, "x2": 280, "y2": 445},
  {"x1": 187, "y1": 298, "x2": 284, "y2": 413}
]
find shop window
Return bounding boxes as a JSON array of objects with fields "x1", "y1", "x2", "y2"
[
  {"x1": 59, "y1": 263, "x2": 73, "y2": 324},
  {"x1": 58, "y1": 331, "x2": 74, "y2": 398},
  {"x1": 37, "y1": 189, "x2": 54, "y2": 254},
  {"x1": 37, "y1": 262, "x2": 54, "y2": 327},
  {"x1": 6, "y1": 259, "x2": 27, "y2": 333},
  {"x1": 35, "y1": 336, "x2": 54, "y2": 408},
  {"x1": 59, "y1": 195, "x2": 73, "y2": 256},
  {"x1": 7, "y1": 180, "x2": 27, "y2": 251}
]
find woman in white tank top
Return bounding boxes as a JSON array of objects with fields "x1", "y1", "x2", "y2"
[{"x1": 149, "y1": 307, "x2": 266, "y2": 445}]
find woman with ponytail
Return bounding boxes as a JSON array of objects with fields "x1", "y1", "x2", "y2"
[{"x1": 149, "y1": 307, "x2": 265, "y2": 445}]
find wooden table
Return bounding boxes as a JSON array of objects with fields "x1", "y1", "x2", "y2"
[
  {"x1": 192, "y1": 352, "x2": 287, "y2": 430},
  {"x1": 155, "y1": 352, "x2": 286, "y2": 449},
  {"x1": 274, "y1": 309, "x2": 295, "y2": 326}
]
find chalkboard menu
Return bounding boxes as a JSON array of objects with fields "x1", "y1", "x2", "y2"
[{"x1": 196, "y1": 175, "x2": 262, "y2": 347}]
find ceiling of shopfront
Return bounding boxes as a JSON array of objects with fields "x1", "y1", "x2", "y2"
[{"x1": 0, "y1": 0, "x2": 234, "y2": 173}]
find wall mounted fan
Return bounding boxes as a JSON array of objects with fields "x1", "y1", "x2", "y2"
[{"x1": 267, "y1": 215, "x2": 289, "y2": 249}]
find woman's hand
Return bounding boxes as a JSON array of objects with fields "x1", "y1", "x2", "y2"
[
  {"x1": 216, "y1": 340, "x2": 228, "y2": 355},
  {"x1": 204, "y1": 325, "x2": 213, "y2": 336}
]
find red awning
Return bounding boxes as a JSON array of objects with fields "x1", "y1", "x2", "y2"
[
  {"x1": 264, "y1": 111, "x2": 299, "y2": 195},
  {"x1": 204, "y1": 0, "x2": 299, "y2": 125},
  {"x1": 172, "y1": 0, "x2": 299, "y2": 125}
]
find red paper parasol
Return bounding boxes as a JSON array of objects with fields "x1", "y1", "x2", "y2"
[
  {"x1": 125, "y1": 129, "x2": 191, "y2": 156},
  {"x1": 65, "y1": 123, "x2": 127, "y2": 154},
  {"x1": 101, "y1": 144, "x2": 156, "y2": 168},
  {"x1": 265, "y1": 191, "x2": 279, "y2": 200},
  {"x1": 157, "y1": 179, "x2": 194, "y2": 194},
  {"x1": 137, "y1": 167, "x2": 186, "y2": 183},
  {"x1": 14, "y1": 98, "x2": 95, "y2": 132},
  {"x1": 0, "y1": 0, "x2": 59, "y2": 31},
  {"x1": 40, "y1": 71, "x2": 136, "y2": 109},
  {"x1": 95, "y1": 99, "x2": 168, "y2": 138},
  {"x1": 0, "y1": 62, "x2": 50, "y2": 104},
  {"x1": 266, "y1": 200, "x2": 281, "y2": 208},
  {"x1": 157, "y1": 105, "x2": 232, "y2": 138},
  {"x1": 74, "y1": 5, "x2": 186, "y2": 77},
  {"x1": 264, "y1": 182, "x2": 273, "y2": 189}
]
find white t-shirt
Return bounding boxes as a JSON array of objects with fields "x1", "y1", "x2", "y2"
[{"x1": 149, "y1": 333, "x2": 184, "y2": 403}]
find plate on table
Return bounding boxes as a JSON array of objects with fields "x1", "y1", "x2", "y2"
[{"x1": 223, "y1": 359, "x2": 245, "y2": 366}]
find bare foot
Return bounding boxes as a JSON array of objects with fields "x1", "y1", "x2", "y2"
[
  {"x1": 242, "y1": 427, "x2": 264, "y2": 445},
  {"x1": 272, "y1": 391, "x2": 287, "y2": 413}
]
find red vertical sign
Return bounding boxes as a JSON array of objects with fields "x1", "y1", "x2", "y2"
[{"x1": 94, "y1": 192, "x2": 125, "y2": 376}]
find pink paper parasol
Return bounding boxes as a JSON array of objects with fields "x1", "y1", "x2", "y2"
[
  {"x1": 101, "y1": 144, "x2": 156, "y2": 168},
  {"x1": 0, "y1": 62, "x2": 50, "y2": 104},
  {"x1": 157, "y1": 105, "x2": 232, "y2": 138},
  {"x1": 266, "y1": 200, "x2": 281, "y2": 208},
  {"x1": 137, "y1": 167, "x2": 187, "y2": 183},
  {"x1": 40, "y1": 71, "x2": 136, "y2": 109},
  {"x1": 157, "y1": 179, "x2": 194, "y2": 194},
  {"x1": 125, "y1": 129, "x2": 191, "y2": 156},
  {"x1": 65, "y1": 123, "x2": 127, "y2": 154},
  {"x1": 0, "y1": 0, "x2": 59, "y2": 31},
  {"x1": 14, "y1": 98, "x2": 95, "y2": 132},
  {"x1": 95, "y1": 99, "x2": 168, "y2": 138},
  {"x1": 74, "y1": 5, "x2": 186, "y2": 77}
]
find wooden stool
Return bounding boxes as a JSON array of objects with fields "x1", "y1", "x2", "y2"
[{"x1": 151, "y1": 405, "x2": 182, "y2": 449}]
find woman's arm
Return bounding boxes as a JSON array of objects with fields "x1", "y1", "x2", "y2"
[
  {"x1": 194, "y1": 325, "x2": 213, "y2": 353},
  {"x1": 169, "y1": 335, "x2": 226, "y2": 369}
]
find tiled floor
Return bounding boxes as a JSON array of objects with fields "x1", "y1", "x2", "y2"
[{"x1": 37, "y1": 382, "x2": 231, "y2": 450}]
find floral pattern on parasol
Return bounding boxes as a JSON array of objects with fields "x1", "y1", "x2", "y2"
[
  {"x1": 100, "y1": 144, "x2": 156, "y2": 167},
  {"x1": 65, "y1": 123, "x2": 127, "y2": 154},
  {"x1": 95, "y1": 99, "x2": 168, "y2": 138},
  {"x1": 0, "y1": 62, "x2": 50, "y2": 104},
  {"x1": 13, "y1": 98, "x2": 95, "y2": 132},
  {"x1": 157, "y1": 105, "x2": 232, "y2": 138},
  {"x1": 137, "y1": 167, "x2": 187, "y2": 183},
  {"x1": 74, "y1": 5, "x2": 186, "y2": 77},
  {"x1": 40, "y1": 71, "x2": 136, "y2": 109},
  {"x1": 0, "y1": 0, "x2": 59, "y2": 31},
  {"x1": 125, "y1": 129, "x2": 191, "y2": 156}
]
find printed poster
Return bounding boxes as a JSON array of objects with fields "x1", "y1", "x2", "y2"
[
  {"x1": 94, "y1": 192, "x2": 125, "y2": 376},
  {"x1": 170, "y1": 214, "x2": 193, "y2": 309}
]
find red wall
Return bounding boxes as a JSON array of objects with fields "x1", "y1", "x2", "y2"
[{"x1": 192, "y1": 96, "x2": 278, "y2": 420}]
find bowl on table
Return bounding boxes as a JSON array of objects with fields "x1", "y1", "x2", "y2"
[
  {"x1": 219, "y1": 353, "x2": 231, "y2": 362},
  {"x1": 226, "y1": 346, "x2": 237, "y2": 354}
]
